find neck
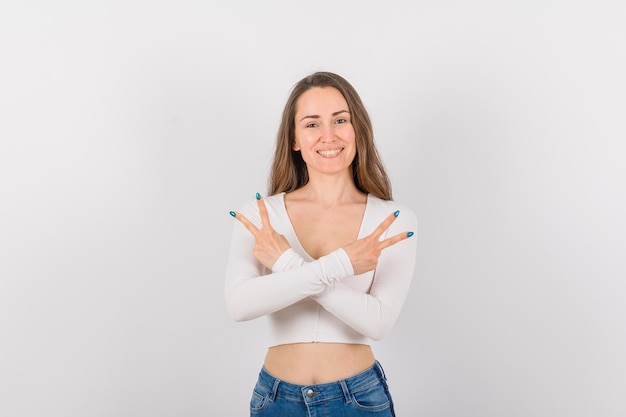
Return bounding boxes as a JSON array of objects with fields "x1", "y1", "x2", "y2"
[{"x1": 295, "y1": 173, "x2": 365, "y2": 207}]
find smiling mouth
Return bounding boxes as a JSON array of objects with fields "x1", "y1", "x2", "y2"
[{"x1": 317, "y1": 148, "x2": 344, "y2": 157}]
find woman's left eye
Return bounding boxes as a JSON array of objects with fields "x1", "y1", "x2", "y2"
[{"x1": 335, "y1": 118, "x2": 347, "y2": 124}]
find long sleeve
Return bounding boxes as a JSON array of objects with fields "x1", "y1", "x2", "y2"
[
  {"x1": 311, "y1": 206, "x2": 418, "y2": 340},
  {"x1": 224, "y1": 198, "x2": 354, "y2": 322},
  {"x1": 267, "y1": 200, "x2": 419, "y2": 341}
]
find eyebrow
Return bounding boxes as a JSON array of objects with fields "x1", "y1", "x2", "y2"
[{"x1": 299, "y1": 110, "x2": 350, "y2": 122}]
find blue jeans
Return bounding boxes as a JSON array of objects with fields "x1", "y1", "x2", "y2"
[{"x1": 249, "y1": 360, "x2": 396, "y2": 416}]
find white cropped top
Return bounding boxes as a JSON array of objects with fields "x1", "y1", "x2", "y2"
[{"x1": 224, "y1": 192, "x2": 418, "y2": 347}]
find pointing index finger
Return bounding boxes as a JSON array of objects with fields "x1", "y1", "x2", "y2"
[
  {"x1": 370, "y1": 210, "x2": 400, "y2": 240},
  {"x1": 256, "y1": 193, "x2": 272, "y2": 229}
]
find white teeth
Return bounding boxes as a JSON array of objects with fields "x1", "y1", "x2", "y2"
[{"x1": 318, "y1": 149, "x2": 342, "y2": 157}]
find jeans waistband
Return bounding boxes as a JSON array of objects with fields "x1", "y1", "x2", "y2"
[{"x1": 257, "y1": 360, "x2": 388, "y2": 403}]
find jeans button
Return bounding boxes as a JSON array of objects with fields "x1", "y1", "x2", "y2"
[{"x1": 306, "y1": 389, "x2": 314, "y2": 398}]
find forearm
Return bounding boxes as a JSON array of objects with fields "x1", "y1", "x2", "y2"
[
  {"x1": 315, "y1": 223, "x2": 417, "y2": 340},
  {"x1": 225, "y1": 244, "x2": 353, "y2": 322},
  {"x1": 312, "y1": 281, "x2": 409, "y2": 341}
]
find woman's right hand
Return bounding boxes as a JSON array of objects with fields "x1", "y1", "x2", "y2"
[
  {"x1": 342, "y1": 211, "x2": 413, "y2": 275},
  {"x1": 230, "y1": 194, "x2": 291, "y2": 270}
]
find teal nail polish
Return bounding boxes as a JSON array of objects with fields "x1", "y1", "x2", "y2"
[
  {"x1": 394, "y1": 210, "x2": 400, "y2": 217},
  {"x1": 256, "y1": 192, "x2": 261, "y2": 200},
  {"x1": 229, "y1": 211, "x2": 236, "y2": 217},
  {"x1": 407, "y1": 231, "x2": 414, "y2": 237}
]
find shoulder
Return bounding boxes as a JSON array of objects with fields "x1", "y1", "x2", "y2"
[
  {"x1": 263, "y1": 192, "x2": 286, "y2": 207},
  {"x1": 367, "y1": 195, "x2": 416, "y2": 218}
]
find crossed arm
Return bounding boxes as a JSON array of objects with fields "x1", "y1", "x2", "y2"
[{"x1": 224, "y1": 195, "x2": 417, "y2": 339}]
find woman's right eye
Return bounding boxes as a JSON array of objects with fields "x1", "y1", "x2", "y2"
[{"x1": 306, "y1": 122, "x2": 318, "y2": 128}]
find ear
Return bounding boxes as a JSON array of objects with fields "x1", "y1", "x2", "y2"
[{"x1": 292, "y1": 140, "x2": 300, "y2": 151}]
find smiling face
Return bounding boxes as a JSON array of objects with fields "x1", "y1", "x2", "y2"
[{"x1": 292, "y1": 87, "x2": 357, "y2": 178}]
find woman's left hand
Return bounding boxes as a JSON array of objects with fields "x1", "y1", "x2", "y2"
[{"x1": 231, "y1": 195, "x2": 291, "y2": 270}]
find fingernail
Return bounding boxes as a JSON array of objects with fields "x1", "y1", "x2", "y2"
[
  {"x1": 256, "y1": 192, "x2": 261, "y2": 200},
  {"x1": 229, "y1": 211, "x2": 236, "y2": 217},
  {"x1": 407, "y1": 231, "x2": 414, "y2": 237},
  {"x1": 393, "y1": 210, "x2": 400, "y2": 217}
]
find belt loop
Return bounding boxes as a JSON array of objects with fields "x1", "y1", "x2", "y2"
[
  {"x1": 375, "y1": 360, "x2": 387, "y2": 380},
  {"x1": 269, "y1": 377, "x2": 280, "y2": 402},
  {"x1": 339, "y1": 380, "x2": 352, "y2": 403}
]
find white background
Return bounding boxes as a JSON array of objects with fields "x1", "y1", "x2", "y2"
[{"x1": 1, "y1": 1, "x2": 625, "y2": 416}]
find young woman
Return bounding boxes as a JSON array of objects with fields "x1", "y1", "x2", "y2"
[{"x1": 225, "y1": 71, "x2": 417, "y2": 416}]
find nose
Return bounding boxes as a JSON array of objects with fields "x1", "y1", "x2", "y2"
[{"x1": 320, "y1": 123, "x2": 335, "y2": 142}]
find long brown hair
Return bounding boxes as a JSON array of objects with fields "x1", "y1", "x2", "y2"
[{"x1": 267, "y1": 72, "x2": 393, "y2": 200}]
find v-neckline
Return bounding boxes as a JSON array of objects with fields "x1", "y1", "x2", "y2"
[{"x1": 278, "y1": 192, "x2": 371, "y2": 261}]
